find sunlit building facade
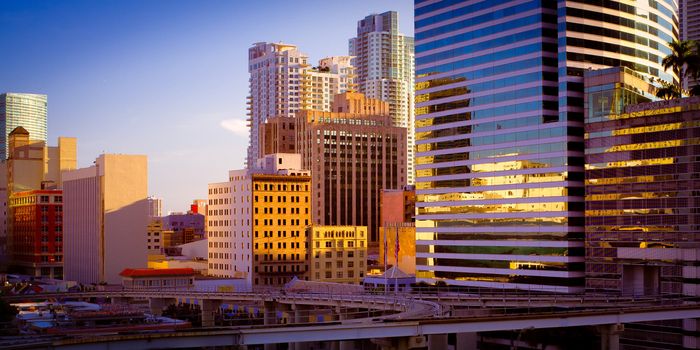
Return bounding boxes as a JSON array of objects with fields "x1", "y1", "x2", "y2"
[
  {"x1": 9, "y1": 190, "x2": 63, "y2": 279},
  {"x1": 414, "y1": 0, "x2": 678, "y2": 292},
  {"x1": 207, "y1": 154, "x2": 311, "y2": 287},
  {"x1": 307, "y1": 226, "x2": 367, "y2": 284},
  {"x1": 0, "y1": 93, "x2": 47, "y2": 160}
]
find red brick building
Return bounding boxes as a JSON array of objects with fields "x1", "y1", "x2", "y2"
[{"x1": 9, "y1": 189, "x2": 63, "y2": 278}]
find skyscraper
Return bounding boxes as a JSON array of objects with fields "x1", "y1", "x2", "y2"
[
  {"x1": 350, "y1": 12, "x2": 415, "y2": 184},
  {"x1": 247, "y1": 43, "x2": 354, "y2": 166},
  {"x1": 0, "y1": 93, "x2": 47, "y2": 159},
  {"x1": 414, "y1": 0, "x2": 678, "y2": 292}
]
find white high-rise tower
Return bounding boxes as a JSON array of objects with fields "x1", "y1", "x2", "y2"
[{"x1": 349, "y1": 12, "x2": 415, "y2": 184}]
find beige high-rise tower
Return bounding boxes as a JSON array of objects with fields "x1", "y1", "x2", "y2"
[{"x1": 63, "y1": 154, "x2": 148, "y2": 284}]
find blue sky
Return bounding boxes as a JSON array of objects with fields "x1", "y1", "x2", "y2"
[{"x1": 0, "y1": 0, "x2": 413, "y2": 213}]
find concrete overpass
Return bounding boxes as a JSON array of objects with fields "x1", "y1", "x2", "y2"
[{"x1": 21, "y1": 303, "x2": 700, "y2": 350}]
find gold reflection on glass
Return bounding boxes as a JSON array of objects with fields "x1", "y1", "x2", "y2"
[
  {"x1": 586, "y1": 208, "x2": 676, "y2": 216},
  {"x1": 418, "y1": 187, "x2": 567, "y2": 202},
  {"x1": 585, "y1": 175, "x2": 675, "y2": 185},
  {"x1": 586, "y1": 192, "x2": 675, "y2": 201},
  {"x1": 610, "y1": 106, "x2": 682, "y2": 121},
  {"x1": 418, "y1": 202, "x2": 567, "y2": 215},
  {"x1": 585, "y1": 157, "x2": 674, "y2": 170}
]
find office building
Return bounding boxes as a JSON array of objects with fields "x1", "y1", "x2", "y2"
[
  {"x1": 246, "y1": 43, "x2": 354, "y2": 166},
  {"x1": 290, "y1": 92, "x2": 407, "y2": 244},
  {"x1": 8, "y1": 189, "x2": 63, "y2": 279},
  {"x1": 307, "y1": 226, "x2": 367, "y2": 284},
  {"x1": 63, "y1": 154, "x2": 148, "y2": 285},
  {"x1": 350, "y1": 11, "x2": 415, "y2": 184},
  {"x1": 207, "y1": 153, "x2": 311, "y2": 287},
  {"x1": 414, "y1": 0, "x2": 678, "y2": 292},
  {"x1": 162, "y1": 212, "x2": 205, "y2": 243},
  {"x1": 147, "y1": 196, "x2": 163, "y2": 219},
  {"x1": 585, "y1": 68, "x2": 699, "y2": 350},
  {"x1": 0, "y1": 93, "x2": 47, "y2": 159},
  {"x1": 147, "y1": 218, "x2": 163, "y2": 255},
  {"x1": 5, "y1": 127, "x2": 76, "y2": 278}
]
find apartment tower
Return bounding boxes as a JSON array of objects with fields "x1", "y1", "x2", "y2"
[
  {"x1": 350, "y1": 12, "x2": 415, "y2": 184},
  {"x1": 247, "y1": 43, "x2": 354, "y2": 166},
  {"x1": 414, "y1": 0, "x2": 678, "y2": 292}
]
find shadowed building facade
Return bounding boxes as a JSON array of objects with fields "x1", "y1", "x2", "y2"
[
  {"x1": 63, "y1": 154, "x2": 148, "y2": 285},
  {"x1": 585, "y1": 67, "x2": 700, "y2": 350}
]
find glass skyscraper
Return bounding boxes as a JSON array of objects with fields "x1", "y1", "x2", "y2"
[
  {"x1": 0, "y1": 93, "x2": 47, "y2": 159},
  {"x1": 414, "y1": 0, "x2": 678, "y2": 292}
]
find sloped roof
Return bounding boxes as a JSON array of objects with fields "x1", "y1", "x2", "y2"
[
  {"x1": 381, "y1": 266, "x2": 412, "y2": 279},
  {"x1": 9, "y1": 126, "x2": 29, "y2": 136}
]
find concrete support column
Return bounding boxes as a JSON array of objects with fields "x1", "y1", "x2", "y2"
[
  {"x1": 600, "y1": 324, "x2": 622, "y2": 350},
  {"x1": 290, "y1": 304, "x2": 310, "y2": 350},
  {"x1": 428, "y1": 334, "x2": 448, "y2": 350},
  {"x1": 149, "y1": 297, "x2": 176, "y2": 316},
  {"x1": 263, "y1": 301, "x2": 276, "y2": 325},
  {"x1": 293, "y1": 304, "x2": 307, "y2": 324},
  {"x1": 200, "y1": 299, "x2": 222, "y2": 328},
  {"x1": 396, "y1": 337, "x2": 409, "y2": 350},
  {"x1": 263, "y1": 301, "x2": 277, "y2": 350},
  {"x1": 456, "y1": 332, "x2": 477, "y2": 349}
]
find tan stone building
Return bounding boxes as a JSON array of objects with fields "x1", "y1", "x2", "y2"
[
  {"x1": 307, "y1": 226, "x2": 367, "y2": 284},
  {"x1": 63, "y1": 154, "x2": 148, "y2": 285}
]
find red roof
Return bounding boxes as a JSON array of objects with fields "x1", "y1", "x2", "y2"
[{"x1": 119, "y1": 268, "x2": 195, "y2": 277}]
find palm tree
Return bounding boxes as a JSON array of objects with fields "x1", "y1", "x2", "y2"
[
  {"x1": 659, "y1": 39, "x2": 700, "y2": 98},
  {"x1": 656, "y1": 80, "x2": 682, "y2": 100},
  {"x1": 662, "y1": 40, "x2": 696, "y2": 80}
]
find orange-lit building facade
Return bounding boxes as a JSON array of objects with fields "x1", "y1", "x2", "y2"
[{"x1": 9, "y1": 189, "x2": 63, "y2": 278}]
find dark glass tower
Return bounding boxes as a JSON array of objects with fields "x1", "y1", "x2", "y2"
[{"x1": 414, "y1": 0, "x2": 678, "y2": 293}]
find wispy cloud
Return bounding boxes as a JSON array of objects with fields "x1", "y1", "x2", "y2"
[{"x1": 220, "y1": 118, "x2": 248, "y2": 136}]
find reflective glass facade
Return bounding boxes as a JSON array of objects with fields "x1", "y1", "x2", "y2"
[
  {"x1": 585, "y1": 68, "x2": 700, "y2": 297},
  {"x1": 0, "y1": 93, "x2": 47, "y2": 159},
  {"x1": 414, "y1": 0, "x2": 678, "y2": 292}
]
